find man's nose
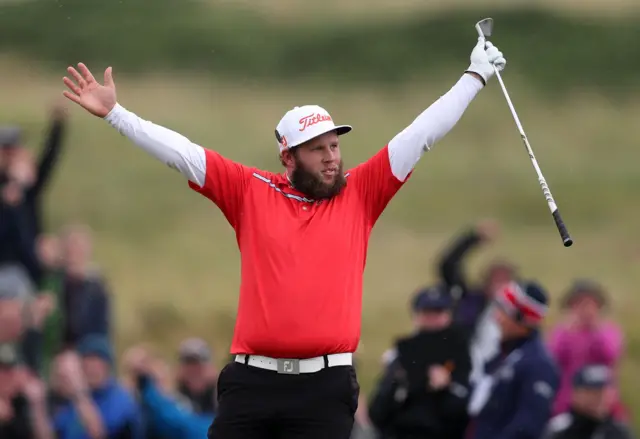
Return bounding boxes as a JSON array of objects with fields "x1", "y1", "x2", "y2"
[{"x1": 323, "y1": 149, "x2": 338, "y2": 162}]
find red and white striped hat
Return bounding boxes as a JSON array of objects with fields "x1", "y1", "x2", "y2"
[{"x1": 495, "y1": 280, "x2": 549, "y2": 326}]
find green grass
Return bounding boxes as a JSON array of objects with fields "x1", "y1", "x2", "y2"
[
  {"x1": 6, "y1": 59, "x2": 640, "y2": 429},
  {"x1": 0, "y1": 1, "x2": 639, "y2": 97}
]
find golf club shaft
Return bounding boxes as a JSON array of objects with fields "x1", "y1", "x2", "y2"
[{"x1": 492, "y1": 66, "x2": 573, "y2": 247}]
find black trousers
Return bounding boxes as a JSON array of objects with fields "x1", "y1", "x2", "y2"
[{"x1": 207, "y1": 359, "x2": 360, "y2": 439}]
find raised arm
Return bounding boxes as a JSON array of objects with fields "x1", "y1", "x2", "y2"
[
  {"x1": 62, "y1": 63, "x2": 253, "y2": 226},
  {"x1": 62, "y1": 63, "x2": 206, "y2": 187},
  {"x1": 388, "y1": 38, "x2": 506, "y2": 182},
  {"x1": 104, "y1": 104, "x2": 206, "y2": 186},
  {"x1": 348, "y1": 39, "x2": 506, "y2": 224}
]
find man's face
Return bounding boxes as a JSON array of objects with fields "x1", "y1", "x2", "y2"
[
  {"x1": 61, "y1": 227, "x2": 92, "y2": 275},
  {"x1": 414, "y1": 309, "x2": 452, "y2": 330},
  {"x1": 485, "y1": 268, "x2": 514, "y2": 298},
  {"x1": 0, "y1": 300, "x2": 24, "y2": 343},
  {"x1": 178, "y1": 359, "x2": 209, "y2": 392},
  {"x1": 572, "y1": 387, "x2": 610, "y2": 418},
  {"x1": 81, "y1": 356, "x2": 110, "y2": 389},
  {"x1": 0, "y1": 365, "x2": 18, "y2": 397},
  {"x1": 493, "y1": 305, "x2": 525, "y2": 339},
  {"x1": 284, "y1": 131, "x2": 346, "y2": 199}
]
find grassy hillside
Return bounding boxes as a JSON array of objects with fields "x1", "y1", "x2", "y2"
[
  {"x1": 208, "y1": 0, "x2": 640, "y2": 20},
  {"x1": 5, "y1": 57, "x2": 640, "y2": 427},
  {"x1": 0, "y1": 1, "x2": 638, "y2": 97}
]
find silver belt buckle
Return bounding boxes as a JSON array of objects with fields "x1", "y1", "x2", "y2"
[{"x1": 277, "y1": 359, "x2": 300, "y2": 374}]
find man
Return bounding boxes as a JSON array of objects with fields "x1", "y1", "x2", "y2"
[
  {"x1": 436, "y1": 220, "x2": 518, "y2": 385},
  {"x1": 0, "y1": 101, "x2": 67, "y2": 285},
  {"x1": 0, "y1": 344, "x2": 53, "y2": 439},
  {"x1": 369, "y1": 284, "x2": 471, "y2": 439},
  {"x1": 59, "y1": 224, "x2": 111, "y2": 350},
  {"x1": 123, "y1": 346, "x2": 214, "y2": 439},
  {"x1": 467, "y1": 280, "x2": 560, "y2": 439},
  {"x1": 175, "y1": 338, "x2": 217, "y2": 415},
  {"x1": 53, "y1": 336, "x2": 143, "y2": 439},
  {"x1": 61, "y1": 34, "x2": 506, "y2": 439},
  {"x1": 543, "y1": 364, "x2": 633, "y2": 439}
]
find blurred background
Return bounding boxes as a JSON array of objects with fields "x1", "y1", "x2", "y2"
[{"x1": 0, "y1": 0, "x2": 639, "y2": 438}]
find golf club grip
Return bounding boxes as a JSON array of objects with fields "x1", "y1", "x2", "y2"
[{"x1": 551, "y1": 209, "x2": 573, "y2": 247}]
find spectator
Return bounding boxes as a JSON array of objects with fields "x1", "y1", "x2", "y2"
[
  {"x1": 467, "y1": 280, "x2": 559, "y2": 439},
  {"x1": 547, "y1": 280, "x2": 626, "y2": 420},
  {"x1": 59, "y1": 224, "x2": 111, "y2": 348},
  {"x1": 369, "y1": 284, "x2": 471, "y2": 439},
  {"x1": 123, "y1": 346, "x2": 213, "y2": 439},
  {"x1": 436, "y1": 220, "x2": 517, "y2": 385},
  {"x1": 0, "y1": 265, "x2": 31, "y2": 343},
  {"x1": 0, "y1": 102, "x2": 67, "y2": 285},
  {"x1": 0, "y1": 344, "x2": 53, "y2": 439},
  {"x1": 53, "y1": 336, "x2": 143, "y2": 439},
  {"x1": 0, "y1": 265, "x2": 55, "y2": 376},
  {"x1": 543, "y1": 365, "x2": 634, "y2": 439},
  {"x1": 175, "y1": 338, "x2": 217, "y2": 415}
]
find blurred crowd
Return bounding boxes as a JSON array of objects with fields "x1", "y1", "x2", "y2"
[{"x1": 0, "y1": 105, "x2": 634, "y2": 439}]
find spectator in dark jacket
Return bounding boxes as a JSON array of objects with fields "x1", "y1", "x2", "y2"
[
  {"x1": 175, "y1": 338, "x2": 217, "y2": 415},
  {"x1": 0, "y1": 344, "x2": 53, "y2": 439},
  {"x1": 369, "y1": 284, "x2": 471, "y2": 439},
  {"x1": 59, "y1": 224, "x2": 111, "y2": 349},
  {"x1": 543, "y1": 364, "x2": 634, "y2": 439},
  {"x1": 436, "y1": 220, "x2": 518, "y2": 386},
  {"x1": 467, "y1": 280, "x2": 560, "y2": 439},
  {"x1": 0, "y1": 103, "x2": 67, "y2": 285}
]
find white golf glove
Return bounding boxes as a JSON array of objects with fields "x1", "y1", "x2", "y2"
[{"x1": 466, "y1": 37, "x2": 507, "y2": 85}]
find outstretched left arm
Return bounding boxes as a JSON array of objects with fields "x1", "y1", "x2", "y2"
[{"x1": 388, "y1": 72, "x2": 484, "y2": 182}]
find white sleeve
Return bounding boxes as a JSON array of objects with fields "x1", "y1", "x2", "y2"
[
  {"x1": 104, "y1": 103, "x2": 207, "y2": 187},
  {"x1": 388, "y1": 74, "x2": 484, "y2": 181}
]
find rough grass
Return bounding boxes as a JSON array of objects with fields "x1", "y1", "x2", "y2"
[
  {"x1": 5, "y1": 60, "x2": 640, "y2": 429},
  {"x1": 207, "y1": 0, "x2": 640, "y2": 21}
]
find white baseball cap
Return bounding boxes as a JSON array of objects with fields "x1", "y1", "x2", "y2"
[{"x1": 275, "y1": 105, "x2": 352, "y2": 152}]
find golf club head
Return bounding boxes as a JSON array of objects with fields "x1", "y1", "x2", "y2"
[{"x1": 475, "y1": 17, "x2": 493, "y2": 38}]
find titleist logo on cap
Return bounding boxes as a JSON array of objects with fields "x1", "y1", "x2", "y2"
[{"x1": 299, "y1": 113, "x2": 332, "y2": 132}]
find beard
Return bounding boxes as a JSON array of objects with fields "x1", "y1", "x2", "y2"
[{"x1": 290, "y1": 155, "x2": 346, "y2": 200}]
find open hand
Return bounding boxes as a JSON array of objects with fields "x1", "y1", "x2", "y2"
[{"x1": 62, "y1": 63, "x2": 117, "y2": 118}]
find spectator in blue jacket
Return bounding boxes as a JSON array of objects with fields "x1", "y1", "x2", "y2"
[
  {"x1": 123, "y1": 345, "x2": 214, "y2": 439},
  {"x1": 53, "y1": 335, "x2": 143, "y2": 439},
  {"x1": 466, "y1": 280, "x2": 560, "y2": 439}
]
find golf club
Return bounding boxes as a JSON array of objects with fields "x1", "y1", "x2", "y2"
[{"x1": 475, "y1": 17, "x2": 573, "y2": 248}]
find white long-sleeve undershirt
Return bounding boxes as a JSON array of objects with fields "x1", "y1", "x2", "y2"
[{"x1": 104, "y1": 73, "x2": 483, "y2": 187}]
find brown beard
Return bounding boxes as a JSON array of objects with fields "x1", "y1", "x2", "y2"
[{"x1": 290, "y1": 153, "x2": 346, "y2": 200}]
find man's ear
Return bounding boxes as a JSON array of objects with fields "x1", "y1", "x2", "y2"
[{"x1": 280, "y1": 149, "x2": 294, "y2": 168}]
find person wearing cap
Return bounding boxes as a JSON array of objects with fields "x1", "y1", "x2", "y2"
[
  {"x1": 543, "y1": 364, "x2": 633, "y2": 439},
  {"x1": 53, "y1": 335, "x2": 143, "y2": 439},
  {"x1": 436, "y1": 220, "x2": 517, "y2": 386},
  {"x1": 175, "y1": 338, "x2": 217, "y2": 415},
  {"x1": 61, "y1": 35, "x2": 507, "y2": 439},
  {"x1": 466, "y1": 280, "x2": 560, "y2": 439},
  {"x1": 547, "y1": 279, "x2": 626, "y2": 420},
  {"x1": 369, "y1": 284, "x2": 471, "y2": 439}
]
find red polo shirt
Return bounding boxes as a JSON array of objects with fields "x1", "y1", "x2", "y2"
[{"x1": 188, "y1": 145, "x2": 408, "y2": 358}]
